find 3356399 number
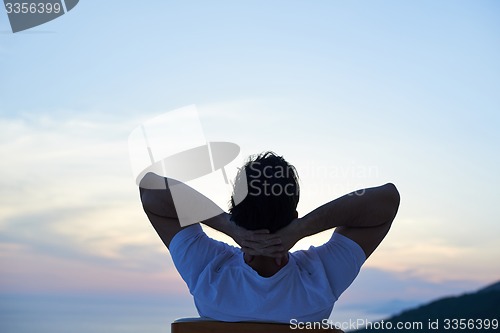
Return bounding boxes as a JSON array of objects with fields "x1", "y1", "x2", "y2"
[
  {"x1": 443, "y1": 318, "x2": 499, "y2": 330},
  {"x1": 5, "y1": 2, "x2": 62, "y2": 14}
]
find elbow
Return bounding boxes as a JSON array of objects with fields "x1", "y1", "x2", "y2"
[
  {"x1": 138, "y1": 174, "x2": 174, "y2": 217},
  {"x1": 139, "y1": 186, "x2": 153, "y2": 212},
  {"x1": 138, "y1": 173, "x2": 164, "y2": 212},
  {"x1": 384, "y1": 183, "x2": 400, "y2": 220},
  {"x1": 139, "y1": 172, "x2": 167, "y2": 190},
  {"x1": 385, "y1": 183, "x2": 400, "y2": 204}
]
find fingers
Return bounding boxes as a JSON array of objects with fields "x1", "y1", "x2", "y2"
[
  {"x1": 241, "y1": 237, "x2": 282, "y2": 248},
  {"x1": 240, "y1": 240, "x2": 281, "y2": 251},
  {"x1": 238, "y1": 229, "x2": 286, "y2": 256},
  {"x1": 243, "y1": 230, "x2": 281, "y2": 244},
  {"x1": 245, "y1": 232, "x2": 280, "y2": 243},
  {"x1": 241, "y1": 247, "x2": 259, "y2": 256},
  {"x1": 241, "y1": 244, "x2": 285, "y2": 257}
]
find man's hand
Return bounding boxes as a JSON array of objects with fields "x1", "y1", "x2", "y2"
[
  {"x1": 202, "y1": 213, "x2": 283, "y2": 260},
  {"x1": 230, "y1": 224, "x2": 283, "y2": 260},
  {"x1": 252, "y1": 218, "x2": 302, "y2": 264},
  {"x1": 234, "y1": 218, "x2": 303, "y2": 265},
  {"x1": 271, "y1": 218, "x2": 302, "y2": 261},
  {"x1": 206, "y1": 213, "x2": 305, "y2": 266}
]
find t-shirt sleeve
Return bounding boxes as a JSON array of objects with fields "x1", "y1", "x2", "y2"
[
  {"x1": 313, "y1": 232, "x2": 366, "y2": 299},
  {"x1": 169, "y1": 224, "x2": 229, "y2": 293}
]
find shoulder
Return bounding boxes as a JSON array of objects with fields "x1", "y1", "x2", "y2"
[
  {"x1": 291, "y1": 233, "x2": 365, "y2": 280},
  {"x1": 316, "y1": 232, "x2": 366, "y2": 264},
  {"x1": 169, "y1": 224, "x2": 204, "y2": 249},
  {"x1": 170, "y1": 224, "x2": 236, "y2": 257},
  {"x1": 170, "y1": 225, "x2": 239, "y2": 291}
]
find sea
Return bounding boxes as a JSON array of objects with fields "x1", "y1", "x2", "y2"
[{"x1": 0, "y1": 293, "x2": 394, "y2": 333}]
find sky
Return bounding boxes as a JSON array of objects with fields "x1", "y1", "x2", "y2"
[{"x1": 1, "y1": 1, "x2": 499, "y2": 332}]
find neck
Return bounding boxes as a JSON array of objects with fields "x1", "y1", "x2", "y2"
[{"x1": 243, "y1": 254, "x2": 289, "y2": 277}]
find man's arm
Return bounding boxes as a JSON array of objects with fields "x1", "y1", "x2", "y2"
[
  {"x1": 270, "y1": 183, "x2": 400, "y2": 259},
  {"x1": 139, "y1": 173, "x2": 180, "y2": 248},
  {"x1": 139, "y1": 172, "x2": 279, "y2": 249}
]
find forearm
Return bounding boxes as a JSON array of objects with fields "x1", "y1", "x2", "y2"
[
  {"x1": 297, "y1": 183, "x2": 400, "y2": 238},
  {"x1": 139, "y1": 172, "x2": 222, "y2": 221},
  {"x1": 140, "y1": 172, "x2": 233, "y2": 234},
  {"x1": 139, "y1": 173, "x2": 178, "y2": 218},
  {"x1": 201, "y1": 212, "x2": 234, "y2": 235},
  {"x1": 138, "y1": 172, "x2": 243, "y2": 250}
]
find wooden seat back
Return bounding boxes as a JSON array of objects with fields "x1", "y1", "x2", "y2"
[{"x1": 171, "y1": 319, "x2": 344, "y2": 333}]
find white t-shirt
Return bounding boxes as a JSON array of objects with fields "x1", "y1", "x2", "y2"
[{"x1": 170, "y1": 224, "x2": 365, "y2": 323}]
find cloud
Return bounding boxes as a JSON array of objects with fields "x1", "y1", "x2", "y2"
[
  {"x1": 334, "y1": 267, "x2": 487, "y2": 319},
  {"x1": 1, "y1": 108, "x2": 498, "y2": 300},
  {"x1": 365, "y1": 216, "x2": 500, "y2": 283},
  {"x1": 0, "y1": 241, "x2": 187, "y2": 295},
  {"x1": 0, "y1": 112, "x2": 184, "y2": 294}
]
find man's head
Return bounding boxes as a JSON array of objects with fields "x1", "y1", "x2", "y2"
[{"x1": 229, "y1": 152, "x2": 299, "y2": 233}]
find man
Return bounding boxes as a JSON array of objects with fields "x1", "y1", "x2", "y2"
[{"x1": 139, "y1": 152, "x2": 400, "y2": 323}]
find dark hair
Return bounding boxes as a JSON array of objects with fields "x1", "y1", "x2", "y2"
[{"x1": 229, "y1": 151, "x2": 300, "y2": 233}]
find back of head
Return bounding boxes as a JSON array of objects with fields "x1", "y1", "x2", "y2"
[{"x1": 229, "y1": 152, "x2": 300, "y2": 233}]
